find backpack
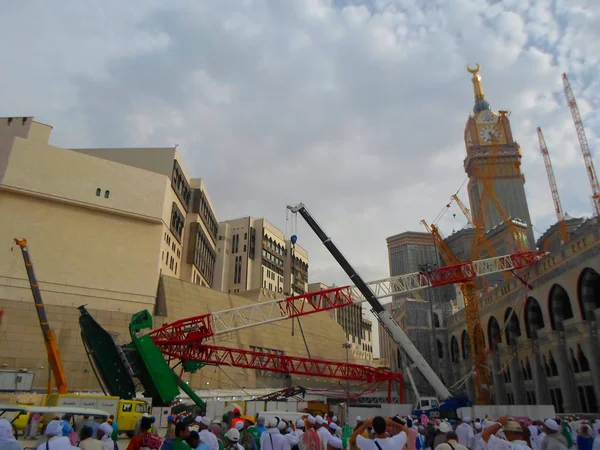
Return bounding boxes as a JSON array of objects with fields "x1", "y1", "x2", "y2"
[{"x1": 141, "y1": 433, "x2": 163, "y2": 450}]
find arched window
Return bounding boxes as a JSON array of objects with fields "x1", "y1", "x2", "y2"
[
  {"x1": 95, "y1": 188, "x2": 101, "y2": 196},
  {"x1": 549, "y1": 284, "x2": 573, "y2": 331},
  {"x1": 104, "y1": 190, "x2": 110, "y2": 199}
]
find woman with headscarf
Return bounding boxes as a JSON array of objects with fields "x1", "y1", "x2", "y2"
[
  {"x1": 37, "y1": 420, "x2": 76, "y2": 450},
  {"x1": 577, "y1": 424, "x2": 594, "y2": 450},
  {"x1": 0, "y1": 419, "x2": 20, "y2": 450}
]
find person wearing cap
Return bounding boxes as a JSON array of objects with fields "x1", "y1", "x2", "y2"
[
  {"x1": 165, "y1": 416, "x2": 177, "y2": 440},
  {"x1": 314, "y1": 416, "x2": 331, "y2": 450},
  {"x1": 97, "y1": 422, "x2": 118, "y2": 450},
  {"x1": 260, "y1": 418, "x2": 286, "y2": 450},
  {"x1": 349, "y1": 417, "x2": 369, "y2": 450},
  {"x1": 225, "y1": 428, "x2": 245, "y2": 450},
  {"x1": 456, "y1": 417, "x2": 474, "y2": 449},
  {"x1": 256, "y1": 417, "x2": 267, "y2": 437},
  {"x1": 301, "y1": 416, "x2": 320, "y2": 450},
  {"x1": 540, "y1": 420, "x2": 567, "y2": 450},
  {"x1": 352, "y1": 416, "x2": 408, "y2": 450},
  {"x1": 232, "y1": 410, "x2": 244, "y2": 431},
  {"x1": 482, "y1": 416, "x2": 532, "y2": 450},
  {"x1": 294, "y1": 420, "x2": 305, "y2": 439},
  {"x1": 240, "y1": 417, "x2": 257, "y2": 450},
  {"x1": 328, "y1": 423, "x2": 342, "y2": 440},
  {"x1": 471, "y1": 421, "x2": 483, "y2": 450},
  {"x1": 435, "y1": 431, "x2": 469, "y2": 450}
]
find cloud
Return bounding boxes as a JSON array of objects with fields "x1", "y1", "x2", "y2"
[{"x1": 2, "y1": 0, "x2": 600, "y2": 355}]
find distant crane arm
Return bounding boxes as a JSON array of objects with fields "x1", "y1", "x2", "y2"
[
  {"x1": 562, "y1": 73, "x2": 600, "y2": 216},
  {"x1": 14, "y1": 239, "x2": 68, "y2": 394},
  {"x1": 537, "y1": 127, "x2": 569, "y2": 244}
]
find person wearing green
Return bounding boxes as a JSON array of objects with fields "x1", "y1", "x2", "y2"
[
  {"x1": 561, "y1": 422, "x2": 573, "y2": 449},
  {"x1": 109, "y1": 415, "x2": 118, "y2": 441}
]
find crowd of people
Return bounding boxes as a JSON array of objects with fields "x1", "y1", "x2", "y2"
[
  {"x1": 354, "y1": 414, "x2": 600, "y2": 450},
  {"x1": 0, "y1": 413, "x2": 121, "y2": 450},
  {"x1": 1, "y1": 408, "x2": 599, "y2": 450}
]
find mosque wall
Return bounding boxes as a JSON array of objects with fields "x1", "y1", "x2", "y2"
[{"x1": 442, "y1": 219, "x2": 600, "y2": 413}]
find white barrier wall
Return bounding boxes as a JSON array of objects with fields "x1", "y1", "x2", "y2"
[
  {"x1": 245, "y1": 401, "x2": 309, "y2": 417},
  {"x1": 458, "y1": 405, "x2": 556, "y2": 420},
  {"x1": 348, "y1": 405, "x2": 413, "y2": 424}
]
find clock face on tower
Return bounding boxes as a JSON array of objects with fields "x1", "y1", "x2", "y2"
[{"x1": 478, "y1": 124, "x2": 505, "y2": 144}]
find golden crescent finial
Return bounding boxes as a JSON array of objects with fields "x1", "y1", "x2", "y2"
[{"x1": 467, "y1": 63, "x2": 481, "y2": 74}]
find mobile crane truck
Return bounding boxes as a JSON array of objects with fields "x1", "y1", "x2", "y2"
[{"x1": 286, "y1": 204, "x2": 470, "y2": 418}]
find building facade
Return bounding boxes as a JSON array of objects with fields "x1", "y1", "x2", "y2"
[
  {"x1": 213, "y1": 217, "x2": 309, "y2": 296},
  {"x1": 71, "y1": 143, "x2": 218, "y2": 288},
  {"x1": 307, "y1": 282, "x2": 374, "y2": 362},
  {"x1": 381, "y1": 231, "x2": 454, "y2": 394},
  {"x1": 442, "y1": 219, "x2": 600, "y2": 413},
  {"x1": 0, "y1": 117, "x2": 214, "y2": 315},
  {"x1": 536, "y1": 215, "x2": 587, "y2": 253}
]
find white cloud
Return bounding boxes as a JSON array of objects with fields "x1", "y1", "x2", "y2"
[{"x1": 2, "y1": 0, "x2": 600, "y2": 357}]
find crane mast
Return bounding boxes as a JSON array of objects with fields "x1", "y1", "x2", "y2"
[
  {"x1": 562, "y1": 73, "x2": 600, "y2": 216},
  {"x1": 537, "y1": 127, "x2": 569, "y2": 245},
  {"x1": 287, "y1": 203, "x2": 453, "y2": 400},
  {"x1": 14, "y1": 239, "x2": 68, "y2": 394}
]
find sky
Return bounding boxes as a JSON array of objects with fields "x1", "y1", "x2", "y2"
[{"x1": 2, "y1": 0, "x2": 599, "y2": 357}]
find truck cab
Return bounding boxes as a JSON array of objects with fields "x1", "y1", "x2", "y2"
[{"x1": 412, "y1": 397, "x2": 440, "y2": 415}]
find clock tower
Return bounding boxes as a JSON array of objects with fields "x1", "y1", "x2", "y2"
[{"x1": 463, "y1": 64, "x2": 535, "y2": 253}]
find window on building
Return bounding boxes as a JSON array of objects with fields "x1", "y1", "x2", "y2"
[
  {"x1": 96, "y1": 188, "x2": 101, "y2": 196},
  {"x1": 104, "y1": 190, "x2": 110, "y2": 199}
]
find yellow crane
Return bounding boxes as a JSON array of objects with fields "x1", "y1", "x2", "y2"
[
  {"x1": 420, "y1": 221, "x2": 491, "y2": 404},
  {"x1": 14, "y1": 239, "x2": 68, "y2": 394}
]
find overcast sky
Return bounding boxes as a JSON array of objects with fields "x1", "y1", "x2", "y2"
[{"x1": 2, "y1": 1, "x2": 599, "y2": 357}]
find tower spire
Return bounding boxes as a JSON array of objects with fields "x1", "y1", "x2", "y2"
[{"x1": 467, "y1": 64, "x2": 491, "y2": 113}]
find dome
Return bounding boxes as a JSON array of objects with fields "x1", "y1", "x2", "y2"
[{"x1": 473, "y1": 100, "x2": 491, "y2": 114}]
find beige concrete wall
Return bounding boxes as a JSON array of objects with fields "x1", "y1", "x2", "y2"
[
  {"x1": 0, "y1": 275, "x2": 359, "y2": 393},
  {"x1": 71, "y1": 147, "x2": 177, "y2": 178},
  {"x1": 1, "y1": 136, "x2": 167, "y2": 221},
  {"x1": 0, "y1": 191, "x2": 161, "y2": 311},
  {"x1": 0, "y1": 117, "x2": 51, "y2": 144}
]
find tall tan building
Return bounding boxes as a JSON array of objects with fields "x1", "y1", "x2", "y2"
[
  {"x1": 307, "y1": 282, "x2": 374, "y2": 362},
  {"x1": 70, "y1": 147, "x2": 218, "y2": 287},
  {"x1": 214, "y1": 217, "x2": 309, "y2": 296},
  {"x1": 0, "y1": 116, "x2": 218, "y2": 315}
]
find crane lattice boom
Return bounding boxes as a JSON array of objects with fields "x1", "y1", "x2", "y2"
[
  {"x1": 562, "y1": 73, "x2": 600, "y2": 216},
  {"x1": 537, "y1": 127, "x2": 569, "y2": 244},
  {"x1": 151, "y1": 251, "x2": 544, "y2": 345}
]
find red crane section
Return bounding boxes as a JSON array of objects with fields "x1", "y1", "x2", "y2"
[
  {"x1": 537, "y1": 127, "x2": 569, "y2": 245},
  {"x1": 150, "y1": 251, "x2": 545, "y2": 347},
  {"x1": 159, "y1": 343, "x2": 404, "y2": 387},
  {"x1": 562, "y1": 73, "x2": 600, "y2": 216}
]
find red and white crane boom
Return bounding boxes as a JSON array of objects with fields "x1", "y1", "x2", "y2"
[
  {"x1": 151, "y1": 251, "x2": 545, "y2": 345},
  {"x1": 537, "y1": 127, "x2": 569, "y2": 244},
  {"x1": 562, "y1": 73, "x2": 600, "y2": 216}
]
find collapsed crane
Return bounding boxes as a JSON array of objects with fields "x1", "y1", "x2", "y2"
[
  {"x1": 562, "y1": 73, "x2": 600, "y2": 216},
  {"x1": 537, "y1": 127, "x2": 569, "y2": 245},
  {"x1": 78, "y1": 237, "x2": 544, "y2": 408}
]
